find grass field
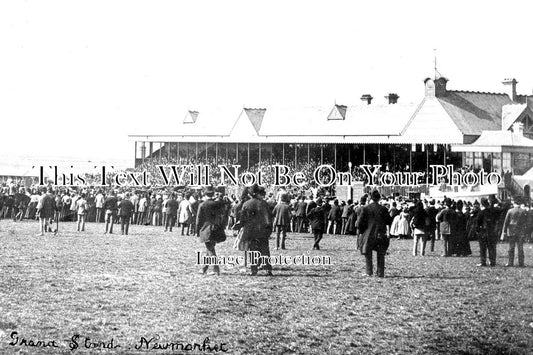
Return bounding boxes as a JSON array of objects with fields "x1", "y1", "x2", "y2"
[{"x1": 0, "y1": 220, "x2": 532, "y2": 355}]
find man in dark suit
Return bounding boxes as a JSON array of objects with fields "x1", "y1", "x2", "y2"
[
  {"x1": 425, "y1": 199, "x2": 438, "y2": 252},
  {"x1": 197, "y1": 186, "x2": 225, "y2": 275},
  {"x1": 295, "y1": 197, "x2": 307, "y2": 233},
  {"x1": 477, "y1": 197, "x2": 498, "y2": 267},
  {"x1": 36, "y1": 187, "x2": 57, "y2": 236},
  {"x1": 357, "y1": 190, "x2": 392, "y2": 277},
  {"x1": 307, "y1": 198, "x2": 326, "y2": 250},
  {"x1": 241, "y1": 184, "x2": 273, "y2": 276},
  {"x1": 502, "y1": 197, "x2": 527, "y2": 267},
  {"x1": 118, "y1": 194, "x2": 134, "y2": 235},
  {"x1": 164, "y1": 193, "x2": 179, "y2": 232},
  {"x1": 436, "y1": 198, "x2": 456, "y2": 257},
  {"x1": 272, "y1": 193, "x2": 291, "y2": 250},
  {"x1": 103, "y1": 190, "x2": 118, "y2": 234}
]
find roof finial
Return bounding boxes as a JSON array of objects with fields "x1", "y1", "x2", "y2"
[{"x1": 434, "y1": 48, "x2": 442, "y2": 79}]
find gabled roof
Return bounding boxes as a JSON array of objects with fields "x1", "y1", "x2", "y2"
[
  {"x1": 437, "y1": 91, "x2": 513, "y2": 135},
  {"x1": 183, "y1": 110, "x2": 199, "y2": 124},
  {"x1": 502, "y1": 104, "x2": 528, "y2": 131},
  {"x1": 327, "y1": 104, "x2": 347, "y2": 120},
  {"x1": 243, "y1": 108, "x2": 266, "y2": 134},
  {"x1": 471, "y1": 130, "x2": 533, "y2": 147}
]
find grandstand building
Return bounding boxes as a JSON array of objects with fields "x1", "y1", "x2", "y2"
[{"x1": 129, "y1": 77, "x2": 533, "y2": 198}]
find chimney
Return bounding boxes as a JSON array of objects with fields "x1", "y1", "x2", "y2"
[
  {"x1": 512, "y1": 122, "x2": 524, "y2": 136},
  {"x1": 502, "y1": 78, "x2": 518, "y2": 101},
  {"x1": 360, "y1": 94, "x2": 373, "y2": 105},
  {"x1": 424, "y1": 77, "x2": 448, "y2": 97},
  {"x1": 434, "y1": 77, "x2": 448, "y2": 97},
  {"x1": 385, "y1": 93, "x2": 399, "y2": 104}
]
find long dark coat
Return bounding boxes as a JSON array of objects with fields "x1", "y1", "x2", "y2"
[
  {"x1": 356, "y1": 201, "x2": 392, "y2": 254},
  {"x1": 196, "y1": 198, "x2": 225, "y2": 243},
  {"x1": 272, "y1": 202, "x2": 291, "y2": 227},
  {"x1": 241, "y1": 197, "x2": 272, "y2": 241},
  {"x1": 307, "y1": 205, "x2": 325, "y2": 231},
  {"x1": 37, "y1": 193, "x2": 57, "y2": 219}
]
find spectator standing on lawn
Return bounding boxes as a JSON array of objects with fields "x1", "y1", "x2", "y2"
[
  {"x1": 357, "y1": 190, "x2": 393, "y2": 278},
  {"x1": 76, "y1": 193, "x2": 88, "y2": 232},
  {"x1": 502, "y1": 196, "x2": 527, "y2": 267},
  {"x1": 477, "y1": 197, "x2": 498, "y2": 267},
  {"x1": 295, "y1": 197, "x2": 307, "y2": 233},
  {"x1": 272, "y1": 193, "x2": 291, "y2": 250},
  {"x1": 327, "y1": 199, "x2": 341, "y2": 235},
  {"x1": 436, "y1": 198, "x2": 457, "y2": 257},
  {"x1": 425, "y1": 199, "x2": 438, "y2": 252},
  {"x1": 178, "y1": 192, "x2": 193, "y2": 236},
  {"x1": 95, "y1": 190, "x2": 105, "y2": 223},
  {"x1": 411, "y1": 201, "x2": 428, "y2": 256},
  {"x1": 307, "y1": 197, "x2": 326, "y2": 250},
  {"x1": 164, "y1": 193, "x2": 179, "y2": 232},
  {"x1": 36, "y1": 187, "x2": 57, "y2": 236},
  {"x1": 454, "y1": 200, "x2": 471, "y2": 257},
  {"x1": 103, "y1": 190, "x2": 118, "y2": 234},
  {"x1": 197, "y1": 186, "x2": 226, "y2": 276},
  {"x1": 118, "y1": 194, "x2": 134, "y2": 235},
  {"x1": 241, "y1": 184, "x2": 273, "y2": 276},
  {"x1": 137, "y1": 193, "x2": 148, "y2": 225}
]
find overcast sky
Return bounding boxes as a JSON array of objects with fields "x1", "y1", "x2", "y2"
[{"x1": 1, "y1": 0, "x2": 532, "y2": 164}]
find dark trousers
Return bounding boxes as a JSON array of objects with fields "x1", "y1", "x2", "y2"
[
  {"x1": 365, "y1": 252, "x2": 386, "y2": 277},
  {"x1": 95, "y1": 208, "x2": 103, "y2": 223},
  {"x1": 120, "y1": 217, "x2": 130, "y2": 235},
  {"x1": 312, "y1": 229, "x2": 323, "y2": 250},
  {"x1": 297, "y1": 216, "x2": 306, "y2": 233},
  {"x1": 202, "y1": 241, "x2": 220, "y2": 273},
  {"x1": 507, "y1": 235, "x2": 525, "y2": 266},
  {"x1": 479, "y1": 233, "x2": 497, "y2": 266},
  {"x1": 276, "y1": 225, "x2": 287, "y2": 249},
  {"x1": 250, "y1": 238, "x2": 272, "y2": 274},
  {"x1": 165, "y1": 214, "x2": 176, "y2": 232},
  {"x1": 442, "y1": 233, "x2": 451, "y2": 256}
]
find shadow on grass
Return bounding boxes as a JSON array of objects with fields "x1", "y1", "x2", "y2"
[{"x1": 387, "y1": 275, "x2": 470, "y2": 280}]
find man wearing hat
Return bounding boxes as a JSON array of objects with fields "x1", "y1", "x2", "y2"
[
  {"x1": 436, "y1": 198, "x2": 457, "y2": 257},
  {"x1": 196, "y1": 186, "x2": 225, "y2": 275},
  {"x1": 36, "y1": 187, "x2": 57, "y2": 236},
  {"x1": 502, "y1": 196, "x2": 527, "y2": 267},
  {"x1": 307, "y1": 197, "x2": 326, "y2": 250},
  {"x1": 241, "y1": 184, "x2": 273, "y2": 276},
  {"x1": 477, "y1": 197, "x2": 498, "y2": 266},
  {"x1": 118, "y1": 193, "x2": 134, "y2": 235},
  {"x1": 103, "y1": 190, "x2": 118, "y2": 234},
  {"x1": 356, "y1": 190, "x2": 392, "y2": 277}
]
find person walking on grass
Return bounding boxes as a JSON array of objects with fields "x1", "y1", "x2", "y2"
[
  {"x1": 196, "y1": 186, "x2": 226, "y2": 276},
  {"x1": 307, "y1": 198, "x2": 326, "y2": 250},
  {"x1": 357, "y1": 190, "x2": 392, "y2": 278},
  {"x1": 241, "y1": 184, "x2": 273, "y2": 276}
]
